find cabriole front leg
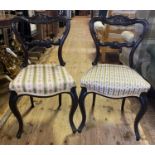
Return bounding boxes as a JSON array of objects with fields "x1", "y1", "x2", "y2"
[
  {"x1": 69, "y1": 87, "x2": 78, "y2": 133},
  {"x1": 78, "y1": 87, "x2": 87, "y2": 133},
  {"x1": 134, "y1": 93, "x2": 148, "y2": 141},
  {"x1": 9, "y1": 91, "x2": 23, "y2": 139}
]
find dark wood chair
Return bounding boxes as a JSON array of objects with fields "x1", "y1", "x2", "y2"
[
  {"x1": 9, "y1": 14, "x2": 78, "y2": 138},
  {"x1": 78, "y1": 15, "x2": 150, "y2": 141}
]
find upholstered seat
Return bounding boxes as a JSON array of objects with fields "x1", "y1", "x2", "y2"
[
  {"x1": 9, "y1": 64, "x2": 75, "y2": 96},
  {"x1": 81, "y1": 64, "x2": 150, "y2": 98}
]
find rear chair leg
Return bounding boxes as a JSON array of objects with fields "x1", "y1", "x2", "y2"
[
  {"x1": 78, "y1": 87, "x2": 88, "y2": 133},
  {"x1": 30, "y1": 96, "x2": 35, "y2": 108},
  {"x1": 9, "y1": 91, "x2": 23, "y2": 139},
  {"x1": 121, "y1": 98, "x2": 126, "y2": 113},
  {"x1": 69, "y1": 87, "x2": 78, "y2": 133},
  {"x1": 134, "y1": 93, "x2": 148, "y2": 141},
  {"x1": 57, "y1": 94, "x2": 62, "y2": 110},
  {"x1": 91, "y1": 93, "x2": 96, "y2": 112}
]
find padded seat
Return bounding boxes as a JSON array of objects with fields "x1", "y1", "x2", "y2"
[
  {"x1": 81, "y1": 64, "x2": 150, "y2": 98},
  {"x1": 9, "y1": 64, "x2": 75, "y2": 96}
]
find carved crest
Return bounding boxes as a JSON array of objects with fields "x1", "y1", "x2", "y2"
[{"x1": 106, "y1": 15, "x2": 135, "y2": 25}]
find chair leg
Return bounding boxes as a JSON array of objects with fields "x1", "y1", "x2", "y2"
[
  {"x1": 121, "y1": 98, "x2": 126, "y2": 113},
  {"x1": 78, "y1": 87, "x2": 88, "y2": 133},
  {"x1": 69, "y1": 87, "x2": 78, "y2": 133},
  {"x1": 9, "y1": 91, "x2": 23, "y2": 139},
  {"x1": 91, "y1": 93, "x2": 96, "y2": 112},
  {"x1": 30, "y1": 96, "x2": 35, "y2": 108},
  {"x1": 57, "y1": 94, "x2": 62, "y2": 110},
  {"x1": 134, "y1": 93, "x2": 148, "y2": 141}
]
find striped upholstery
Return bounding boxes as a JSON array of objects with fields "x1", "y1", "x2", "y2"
[
  {"x1": 9, "y1": 64, "x2": 75, "y2": 96},
  {"x1": 81, "y1": 64, "x2": 150, "y2": 98}
]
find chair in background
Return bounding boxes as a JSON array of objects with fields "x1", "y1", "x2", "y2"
[
  {"x1": 9, "y1": 15, "x2": 78, "y2": 138},
  {"x1": 78, "y1": 15, "x2": 150, "y2": 140}
]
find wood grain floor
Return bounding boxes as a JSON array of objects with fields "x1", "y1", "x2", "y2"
[{"x1": 0, "y1": 16, "x2": 154, "y2": 144}]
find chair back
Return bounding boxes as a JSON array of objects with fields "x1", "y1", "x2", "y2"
[
  {"x1": 12, "y1": 14, "x2": 70, "y2": 67},
  {"x1": 89, "y1": 15, "x2": 149, "y2": 68}
]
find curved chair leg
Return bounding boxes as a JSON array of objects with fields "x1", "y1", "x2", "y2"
[
  {"x1": 78, "y1": 87, "x2": 88, "y2": 133},
  {"x1": 9, "y1": 91, "x2": 23, "y2": 139},
  {"x1": 91, "y1": 93, "x2": 96, "y2": 112},
  {"x1": 57, "y1": 94, "x2": 62, "y2": 110},
  {"x1": 69, "y1": 87, "x2": 78, "y2": 133},
  {"x1": 121, "y1": 98, "x2": 126, "y2": 113},
  {"x1": 30, "y1": 96, "x2": 35, "y2": 108},
  {"x1": 134, "y1": 93, "x2": 148, "y2": 141}
]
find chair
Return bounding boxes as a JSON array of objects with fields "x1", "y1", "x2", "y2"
[
  {"x1": 78, "y1": 15, "x2": 150, "y2": 141},
  {"x1": 9, "y1": 15, "x2": 78, "y2": 138}
]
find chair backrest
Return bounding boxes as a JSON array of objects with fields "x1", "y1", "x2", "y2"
[
  {"x1": 89, "y1": 15, "x2": 149, "y2": 68},
  {"x1": 11, "y1": 14, "x2": 70, "y2": 67}
]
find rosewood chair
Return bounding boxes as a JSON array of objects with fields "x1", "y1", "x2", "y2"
[
  {"x1": 78, "y1": 15, "x2": 150, "y2": 141},
  {"x1": 9, "y1": 15, "x2": 78, "y2": 138}
]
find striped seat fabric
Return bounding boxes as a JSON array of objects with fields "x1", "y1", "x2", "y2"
[
  {"x1": 9, "y1": 64, "x2": 75, "y2": 96},
  {"x1": 81, "y1": 64, "x2": 150, "y2": 98}
]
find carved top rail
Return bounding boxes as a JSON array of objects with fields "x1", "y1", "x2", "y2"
[{"x1": 15, "y1": 14, "x2": 67, "y2": 25}]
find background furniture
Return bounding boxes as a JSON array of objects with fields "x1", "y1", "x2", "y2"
[
  {"x1": 0, "y1": 16, "x2": 22, "y2": 130},
  {"x1": 75, "y1": 11, "x2": 90, "y2": 16},
  {"x1": 9, "y1": 15, "x2": 78, "y2": 138},
  {"x1": 144, "y1": 45, "x2": 155, "y2": 89},
  {"x1": 35, "y1": 10, "x2": 59, "y2": 40},
  {"x1": 0, "y1": 17, "x2": 19, "y2": 90},
  {"x1": 0, "y1": 63, "x2": 12, "y2": 95},
  {"x1": 0, "y1": 15, "x2": 15, "y2": 46},
  {"x1": 0, "y1": 17, "x2": 14, "y2": 82},
  {"x1": 78, "y1": 15, "x2": 150, "y2": 141}
]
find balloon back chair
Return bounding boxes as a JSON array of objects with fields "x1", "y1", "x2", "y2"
[
  {"x1": 78, "y1": 15, "x2": 150, "y2": 141},
  {"x1": 9, "y1": 15, "x2": 78, "y2": 138}
]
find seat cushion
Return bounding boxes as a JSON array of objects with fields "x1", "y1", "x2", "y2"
[
  {"x1": 81, "y1": 64, "x2": 150, "y2": 98},
  {"x1": 9, "y1": 64, "x2": 75, "y2": 96}
]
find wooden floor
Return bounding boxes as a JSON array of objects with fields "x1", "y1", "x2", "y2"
[{"x1": 0, "y1": 16, "x2": 155, "y2": 144}]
